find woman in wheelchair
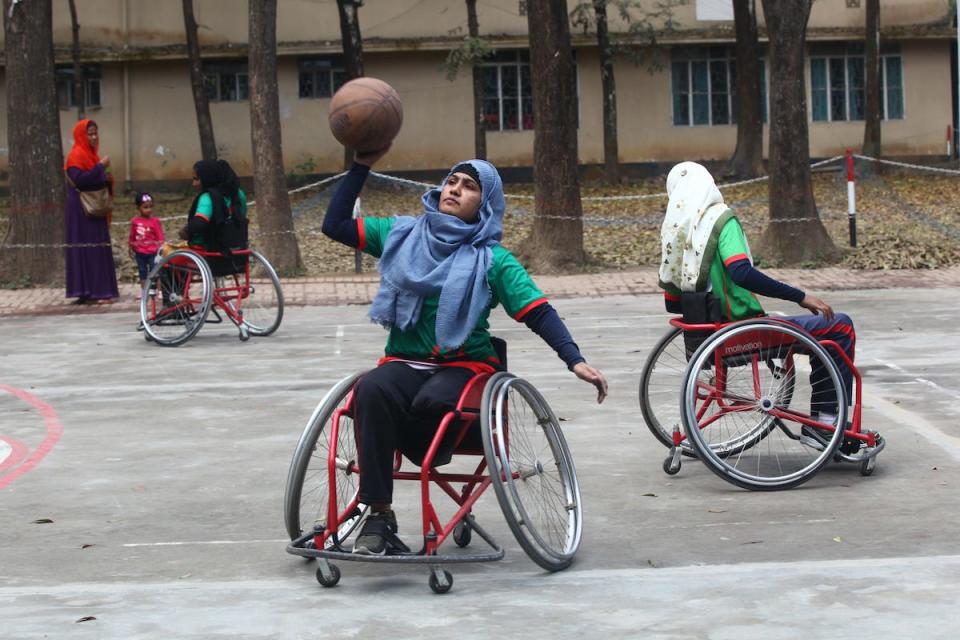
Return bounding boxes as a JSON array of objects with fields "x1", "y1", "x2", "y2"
[
  {"x1": 658, "y1": 162, "x2": 858, "y2": 451},
  {"x1": 322, "y1": 147, "x2": 608, "y2": 556},
  {"x1": 183, "y1": 159, "x2": 249, "y2": 274}
]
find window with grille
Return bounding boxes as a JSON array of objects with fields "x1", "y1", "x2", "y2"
[
  {"x1": 203, "y1": 62, "x2": 249, "y2": 102},
  {"x1": 671, "y1": 47, "x2": 768, "y2": 126},
  {"x1": 479, "y1": 50, "x2": 534, "y2": 131},
  {"x1": 56, "y1": 65, "x2": 102, "y2": 110},
  {"x1": 810, "y1": 50, "x2": 903, "y2": 122},
  {"x1": 299, "y1": 57, "x2": 347, "y2": 99}
]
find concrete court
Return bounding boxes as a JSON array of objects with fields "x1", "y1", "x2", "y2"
[{"x1": 1, "y1": 287, "x2": 960, "y2": 639}]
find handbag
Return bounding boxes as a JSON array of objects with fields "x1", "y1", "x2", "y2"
[{"x1": 65, "y1": 172, "x2": 113, "y2": 218}]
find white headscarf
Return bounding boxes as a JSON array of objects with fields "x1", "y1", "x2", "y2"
[{"x1": 659, "y1": 162, "x2": 736, "y2": 292}]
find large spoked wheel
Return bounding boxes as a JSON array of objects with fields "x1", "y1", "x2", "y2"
[
  {"x1": 681, "y1": 319, "x2": 846, "y2": 491},
  {"x1": 640, "y1": 327, "x2": 695, "y2": 455},
  {"x1": 238, "y1": 250, "x2": 284, "y2": 337},
  {"x1": 284, "y1": 372, "x2": 368, "y2": 544},
  {"x1": 140, "y1": 250, "x2": 213, "y2": 347},
  {"x1": 641, "y1": 326, "x2": 781, "y2": 459},
  {"x1": 481, "y1": 372, "x2": 582, "y2": 572}
]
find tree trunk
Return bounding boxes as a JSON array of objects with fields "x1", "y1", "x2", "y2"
[
  {"x1": 759, "y1": 0, "x2": 837, "y2": 264},
  {"x1": 594, "y1": 0, "x2": 619, "y2": 184},
  {"x1": 467, "y1": 0, "x2": 486, "y2": 159},
  {"x1": 182, "y1": 0, "x2": 217, "y2": 161},
  {"x1": 725, "y1": 0, "x2": 763, "y2": 178},
  {"x1": 522, "y1": 0, "x2": 586, "y2": 271},
  {"x1": 67, "y1": 0, "x2": 85, "y2": 120},
  {"x1": 249, "y1": 0, "x2": 302, "y2": 275},
  {"x1": 862, "y1": 0, "x2": 882, "y2": 158},
  {"x1": 337, "y1": 0, "x2": 365, "y2": 169},
  {"x1": 0, "y1": 0, "x2": 65, "y2": 284}
]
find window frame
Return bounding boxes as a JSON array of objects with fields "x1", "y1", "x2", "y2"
[
  {"x1": 298, "y1": 57, "x2": 347, "y2": 99},
  {"x1": 479, "y1": 50, "x2": 534, "y2": 132},
  {"x1": 670, "y1": 47, "x2": 767, "y2": 127},
  {"x1": 810, "y1": 52, "x2": 904, "y2": 122},
  {"x1": 202, "y1": 61, "x2": 249, "y2": 103},
  {"x1": 55, "y1": 65, "x2": 102, "y2": 110}
]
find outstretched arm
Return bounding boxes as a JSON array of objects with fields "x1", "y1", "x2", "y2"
[
  {"x1": 523, "y1": 303, "x2": 608, "y2": 403},
  {"x1": 726, "y1": 258, "x2": 834, "y2": 320}
]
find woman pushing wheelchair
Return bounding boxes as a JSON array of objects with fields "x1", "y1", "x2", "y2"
[{"x1": 321, "y1": 146, "x2": 608, "y2": 555}]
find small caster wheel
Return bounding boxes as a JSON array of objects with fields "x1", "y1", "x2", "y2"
[
  {"x1": 453, "y1": 521, "x2": 472, "y2": 548},
  {"x1": 315, "y1": 563, "x2": 341, "y2": 588},
  {"x1": 429, "y1": 570, "x2": 453, "y2": 594},
  {"x1": 143, "y1": 332, "x2": 154, "y2": 342},
  {"x1": 663, "y1": 456, "x2": 681, "y2": 475},
  {"x1": 239, "y1": 326, "x2": 250, "y2": 342},
  {"x1": 859, "y1": 455, "x2": 877, "y2": 477}
]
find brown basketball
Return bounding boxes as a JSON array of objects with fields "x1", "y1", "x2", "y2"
[{"x1": 328, "y1": 77, "x2": 403, "y2": 153}]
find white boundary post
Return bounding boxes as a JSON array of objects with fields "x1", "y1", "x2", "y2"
[
  {"x1": 846, "y1": 148, "x2": 857, "y2": 248},
  {"x1": 352, "y1": 197, "x2": 363, "y2": 273}
]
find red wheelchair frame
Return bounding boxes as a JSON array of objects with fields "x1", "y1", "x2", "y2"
[
  {"x1": 643, "y1": 316, "x2": 884, "y2": 490},
  {"x1": 139, "y1": 247, "x2": 283, "y2": 346},
  {"x1": 285, "y1": 357, "x2": 583, "y2": 593}
]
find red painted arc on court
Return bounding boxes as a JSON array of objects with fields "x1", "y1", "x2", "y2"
[{"x1": 0, "y1": 384, "x2": 64, "y2": 490}]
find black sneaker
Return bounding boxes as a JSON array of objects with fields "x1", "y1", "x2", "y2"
[
  {"x1": 353, "y1": 510, "x2": 399, "y2": 556},
  {"x1": 839, "y1": 436, "x2": 862, "y2": 455}
]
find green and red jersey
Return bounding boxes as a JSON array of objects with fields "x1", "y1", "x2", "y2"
[{"x1": 359, "y1": 217, "x2": 547, "y2": 365}]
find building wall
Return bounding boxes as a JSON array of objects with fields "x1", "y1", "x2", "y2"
[
  {"x1": 21, "y1": 0, "x2": 952, "y2": 51},
  {"x1": 0, "y1": 3, "x2": 953, "y2": 180}
]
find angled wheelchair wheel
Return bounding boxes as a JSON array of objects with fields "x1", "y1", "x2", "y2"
[
  {"x1": 681, "y1": 319, "x2": 846, "y2": 491},
  {"x1": 481, "y1": 372, "x2": 582, "y2": 572},
  {"x1": 284, "y1": 372, "x2": 368, "y2": 542},
  {"x1": 140, "y1": 250, "x2": 213, "y2": 347},
  {"x1": 238, "y1": 250, "x2": 284, "y2": 337},
  {"x1": 639, "y1": 326, "x2": 694, "y2": 455}
]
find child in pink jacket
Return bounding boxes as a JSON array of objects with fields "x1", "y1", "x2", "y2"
[{"x1": 128, "y1": 192, "x2": 165, "y2": 296}]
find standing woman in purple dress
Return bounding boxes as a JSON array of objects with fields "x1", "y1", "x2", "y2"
[{"x1": 64, "y1": 119, "x2": 119, "y2": 304}]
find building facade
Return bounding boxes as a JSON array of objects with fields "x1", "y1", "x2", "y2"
[{"x1": 0, "y1": 0, "x2": 954, "y2": 182}]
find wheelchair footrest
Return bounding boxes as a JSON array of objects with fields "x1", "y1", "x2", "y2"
[{"x1": 286, "y1": 523, "x2": 506, "y2": 565}]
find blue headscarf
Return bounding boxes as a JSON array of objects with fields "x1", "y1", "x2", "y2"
[{"x1": 369, "y1": 159, "x2": 505, "y2": 351}]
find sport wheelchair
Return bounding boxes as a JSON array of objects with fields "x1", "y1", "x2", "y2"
[
  {"x1": 139, "y1": 248, "x2": 283, "y2": 346},
  {"x1": 284, "y1": 340, "x2": 583, "y2": 593},
  {"x1": 640, "y1": 316, "x2": 885, "y2": 490}
]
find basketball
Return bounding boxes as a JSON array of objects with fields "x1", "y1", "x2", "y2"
[{"x1": 328, "y1": 77, "x2": 403, "y2": 153}]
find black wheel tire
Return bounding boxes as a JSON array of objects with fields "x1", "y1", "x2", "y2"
[
  {"x1": 315, "y1": 563, "x2": 341, "y2": 588},
  {"x1": 453, "y1": 521, "x2": 472, "y2": 548},
  {"x1": 859, "y1": 456, "x2": 877, "y2": 477},
  {"x1": 429, "y1": 570, "x2": 453, "y2": 594},
  {"x1": 662, "y1": 456, "x2": 681, "y2": 475}
]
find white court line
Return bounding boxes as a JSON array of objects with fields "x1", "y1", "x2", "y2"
[
  {"x1": 875, "y1": 359, "x2": 960, "y2": 400},
  {"x1": 334, "y1": 324, "x2": 344, "y2": 356},
  {"x1": 123, "y1": 538, "x2": 288, "y2": 548}
]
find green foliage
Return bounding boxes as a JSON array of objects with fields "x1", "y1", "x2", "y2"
[
  {"x1": 0, "y1": 276, "x2": 33, "y2": 290},
  {"x1": 440, "y1": 36, "x2": 493, "y2": 81},
  {"x1": 569, "y1": 0, "x2": 687, "y2": 73}
]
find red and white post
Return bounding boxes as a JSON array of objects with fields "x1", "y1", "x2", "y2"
[
  {"x1": 353, "y1": 197, "x2": 363, "y2": 273},
  {"x1": 846, "y1": 148, "x2": 857, "y2": 248}
]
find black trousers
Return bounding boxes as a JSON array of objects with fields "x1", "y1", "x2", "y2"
[{"x1": 353, "y1": 362, "x2": 482, "y2": 505}]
